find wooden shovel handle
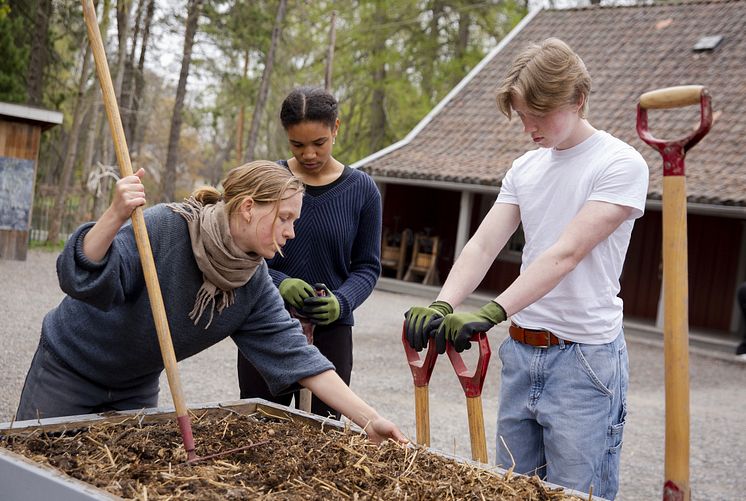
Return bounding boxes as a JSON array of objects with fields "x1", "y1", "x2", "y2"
[
  {"x1": 639, "y1": 85, "x2": 704, "y2": 110},
  {"x1": 662, "y1": 176, "x2": 691, "y2": 500},
  {"x1": 81, "y1": 0, "x2": 192, "y2": 444},
  {"x1": 414, "y1": 385, "x2": 430, "y2": 447},
  {"x1": 446, "y1": 334, "x2": 490, "y2": 463},
  {"x1": 296, "y1": 317, "x2": 315, "y2": 413},
  {"x1": 466, "y1": 396, "x2": 487, "y2": 463}
]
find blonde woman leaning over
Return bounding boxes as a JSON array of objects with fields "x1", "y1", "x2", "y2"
[{"x1": 16, "y1": 160, "x2": 405, "y2": 444}]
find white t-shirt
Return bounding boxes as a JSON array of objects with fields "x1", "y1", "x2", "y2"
[{"x1": 496, "y1": 130, "x2": 649, "y2": 344}]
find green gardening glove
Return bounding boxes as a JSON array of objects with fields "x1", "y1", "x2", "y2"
[
  {"x1": 301, "y1": 283, "x2": 341, "y2": 326},
  {"x1": 435, "y1": 301, "x2": 506, "y2": 354},
  {"x1": 279, "y1": 278, "x2": 315, "y2": 310},
  {"x1": 404, "y1": 300, "x2": 453, "y2": 352}
]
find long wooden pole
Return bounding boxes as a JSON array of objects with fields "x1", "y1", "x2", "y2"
[
  {"x1": 81, "y1": 0, "x2": 196, "y2": 460},
  {"x1": 662, "y1": 174, "x2": 690, "y2": 499},
  {"x1": 638, "y1": 85, "x2": 711, "y2": 501}
]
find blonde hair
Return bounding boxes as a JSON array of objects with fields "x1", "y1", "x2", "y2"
[
  {"x1": 192, "y1": 160, "x2": 304, "y2": 254},
  {"x1": 496, "y1": 38, "x2": 591, "y2": 119}
]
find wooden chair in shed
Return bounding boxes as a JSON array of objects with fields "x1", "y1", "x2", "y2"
[
  {"x1": 381, "y1": 227, "x2": 411, "y2": 280},
  {"x1": 403, "y1": 233, "x2": 440, "y2": 286}
]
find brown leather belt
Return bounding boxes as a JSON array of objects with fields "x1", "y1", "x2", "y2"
[{"x1": 509, "y1": 322, "x2": 573, "y2": 348}]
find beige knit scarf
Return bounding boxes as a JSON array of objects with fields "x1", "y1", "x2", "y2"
[{"x1": 168, "y1": 197, "x2": 262, "y2": 328}]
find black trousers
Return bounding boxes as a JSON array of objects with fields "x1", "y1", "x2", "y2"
[{"x1": 237, "y1": 323, "x2": 353, "y2": 420}]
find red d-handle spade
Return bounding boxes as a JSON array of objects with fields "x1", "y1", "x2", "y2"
[
  {"x1": 446, "y1": 333, "x2": 491, "y2": 463},
  {"x1": 637, "y1": 85, "x2": 713, "y2": 501},
  {"x1": 637, "y1": 85, "x2": 713, "y2": 174},
  {"x1": 402, "y1": 323, "x2": 439, "y2": 447}
]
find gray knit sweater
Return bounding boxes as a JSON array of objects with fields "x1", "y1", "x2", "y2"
[{"x1": 41, "y1": 204, "x2": 333, "y2": 394}]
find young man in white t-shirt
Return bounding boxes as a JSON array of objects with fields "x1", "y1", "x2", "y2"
[{"x1": 404, "y1": 38, "x2": 649, "y2": 499}]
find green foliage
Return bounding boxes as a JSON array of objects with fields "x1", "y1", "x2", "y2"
[
  {"x1": 45, "y1": 1, "x2": 88, "y2": 111},
  {"x1": 25, "y1": 0, "x2": 528, "y2": 235},
  {"x1": 165, "y1": 0, "x2": 527, "y2": 181},
  {"x1": 0, "y1": 1, "x2": 29, "y2": 103}
]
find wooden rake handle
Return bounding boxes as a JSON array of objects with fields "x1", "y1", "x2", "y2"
[{"x1": 81, "y1": 0, "x2": 195, "y2": 458}]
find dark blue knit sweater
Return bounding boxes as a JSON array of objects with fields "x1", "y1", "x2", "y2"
[
  {"x1": 41, "y1": 204, "x2": 333, "y2": 394},
  {"x1": 267, "y1": 164, "x2": 382, "y2": 325}
]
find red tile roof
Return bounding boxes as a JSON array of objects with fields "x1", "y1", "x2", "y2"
[{"x1": 356, "y1": 0, "x2": 746, "y2": 207}]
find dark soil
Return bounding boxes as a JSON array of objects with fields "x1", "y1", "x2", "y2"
[{"x1": 1, "y1": 409, "x2": 586, "y2": 500}]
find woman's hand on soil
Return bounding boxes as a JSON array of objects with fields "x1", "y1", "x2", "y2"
[{"x1": 366, "y1": 416, "x2": 409, "y2": 445}]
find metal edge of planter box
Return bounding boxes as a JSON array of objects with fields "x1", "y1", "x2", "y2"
[{"x1": 0, "y1": 399, "x2": 602, "y2": 501}]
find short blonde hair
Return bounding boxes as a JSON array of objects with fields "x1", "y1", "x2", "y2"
[{"x1": 496, "y1": 38, "x2": 591, "y2": 119}]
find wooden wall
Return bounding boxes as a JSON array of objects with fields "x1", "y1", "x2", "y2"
[
  {"x1": 383, "y1": 185, "x2": 744, "y2": 334},
  {"x1": 0, "y1": 120, "x2": 41, "y2": 261},
  {"x1": 620, "y1": 211, "x2": 744, "y2": 332},
  {"x1": 619, "y1": 212, "x2": 663, "y2": 320},
  {"x1": 687, "y1": 214, "x2": 743, "y2": 330}
]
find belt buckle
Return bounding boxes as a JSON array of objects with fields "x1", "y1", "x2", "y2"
[{"x1": 537, "y1": 331, "x2": 551, "y2": 349}]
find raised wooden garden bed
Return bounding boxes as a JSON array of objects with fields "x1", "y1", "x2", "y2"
[{"x1": 0, "y1": 400, "x2": 593, "y2": 500}]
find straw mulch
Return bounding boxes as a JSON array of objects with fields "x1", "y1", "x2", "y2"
[{"x1": 1, "y1": 409, "x2": 588, "y2": 500}]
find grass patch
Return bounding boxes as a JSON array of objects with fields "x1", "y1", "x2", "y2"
[{"x1": 29, "y1": 240, "x2": 65, "y2": 253}]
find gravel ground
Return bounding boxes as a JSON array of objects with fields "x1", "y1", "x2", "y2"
[{"x1": 1, "y1": 249, "x2": 745, "y2": 500}]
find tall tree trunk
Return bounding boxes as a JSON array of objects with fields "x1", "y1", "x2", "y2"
[
  {"x1": 161, "y1": 0, "x2": 204, "y2": 202},
  {"x1": 244, "y1": 0, "x2": 287, "y2": 162},
  {"x1": 324, "y1": 10, "x2": 337, "y2": 92},
  {"x1": 368, "y1": 4, "x2": 387, "y2": 153},
  {"x1": 94, "y1": 0, "x2": 133, "y2": 215},
  {"x1": 26, "y1": 0, "x2": 53, "y2": 105},
  {"x1": 47, "y1": 46, "x2": 93, "y2": 244},
  {"x1": 129, "y1": 0, "x2": 155, "y2": 154},
  {"x1": 121, "y1": 0, "x2": 144, "y2": 139},
  {"x1": 87, "y1": 0, "x2": 115, "y2": 219},
  {"x1": 212, "y1": 132, "x2": 234, "y2": 186},
  {"x1": 422, "y1": 0, "x2": 442, "y2": 102},
  {"x1": 455, "y1": 7, "x2": 470, "y2": 80},
  {"x1": 369, "y1": 68, "x2": 386, "y2": 153},
  {"x1": 235, "y1": 49, "x2": 249, "y2": 164},
  {"x1": 88, "y1": 101, "x2": 111, "y2": 218},
  {"x1": 115, "y1": 0, "x2": 132, "y2": 100},
  {"x1": 77, "y1": 98, "x2": 100, "y2": 223}
]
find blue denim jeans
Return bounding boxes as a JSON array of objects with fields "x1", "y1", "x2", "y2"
[
  {"x1": 496, "y1": 330, "x2": 628, "y2": 500},
  {"x1": 16, "y1": 339, "x2": 159, "y2": 421}
]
